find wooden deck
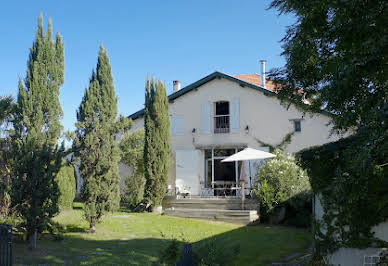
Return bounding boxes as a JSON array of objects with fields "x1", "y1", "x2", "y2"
[{"x1": 163, "y1": 197, "x2": 259, "y2": 224}]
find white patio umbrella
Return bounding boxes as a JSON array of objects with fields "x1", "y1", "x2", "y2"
[
  {"x1": 221, "y1": 148, "x2": 276, "y2": 206},
  {"x1": 221, "y1": 147, "x2": 276, "y2": 162}
]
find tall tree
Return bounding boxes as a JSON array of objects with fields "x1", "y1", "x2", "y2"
[
  {"x1": 74, "y1": 45, "x2": 130, "y2": 232},
  {"x1": 10, "y1": 14, "x2": 65, "y2": 248},
  {"x1": 0, "y1": 95, "x2": 15, "y2": 218},
  {"x1": 0, "y1": 96, "x2": 15, "y2": 125},
  {"x1": 270, "y1": 0, "x2": 388, "y2": 257},
  {"x1": 143, "y1": 78, "x2": 171, "y2": 209},
  {"x1": 269, "y1": 0, "x2": 388, "y2": 132}
]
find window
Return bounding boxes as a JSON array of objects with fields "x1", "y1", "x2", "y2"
[
  {"x1": 294, "y1": 120, "x2": 302, "y2": 132},
  {"x1": 170, "y1": 115, "x2": 184, "y2": 135},
  {"x1": 204, "y1": 148, "x2": 239, "y2": 190},
  {"x1": 214, "y1": 101, "x2": 230, "y2": 133}
]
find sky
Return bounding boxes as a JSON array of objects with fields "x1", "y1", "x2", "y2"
[{"x1": 0, "y1": 0, "x2": 295, "y2": 132}]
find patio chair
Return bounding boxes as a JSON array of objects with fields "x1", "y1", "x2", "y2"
[{"x1": 176, "y1": 185, "x2": 191, "y2": 199}]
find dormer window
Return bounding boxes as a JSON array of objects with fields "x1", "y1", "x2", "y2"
[{"x1": 214, "y1": 101, "x2": 230, "y2": 133}]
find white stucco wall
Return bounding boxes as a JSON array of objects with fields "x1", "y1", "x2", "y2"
[{"x1": 128, "y1": 77, "x2": 343, "y2": 193}]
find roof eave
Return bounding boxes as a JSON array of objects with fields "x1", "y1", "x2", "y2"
[{"x1": 128, "y1": 71, "x2": 273, "y2": 120}]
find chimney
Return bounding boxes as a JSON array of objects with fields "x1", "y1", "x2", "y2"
[
  {"x1": 173, "y1": 80, "x2": 181, "y2": 92},
  {"x1": 260, "y1": 60, "x2": 267, "y2": 89}
]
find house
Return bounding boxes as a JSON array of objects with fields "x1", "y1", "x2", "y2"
[{"x1": 127, "y1": 61, "x2": 343, "y2": 199}]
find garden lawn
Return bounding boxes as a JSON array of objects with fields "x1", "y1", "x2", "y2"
[{"x1": 13, "y1": 204, "x2": 311, "y2": 265}]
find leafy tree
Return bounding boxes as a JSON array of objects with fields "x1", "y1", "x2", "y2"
[
  {"x1": 269, "y1": 0, "x2": 388, "y2": 132},
  {"x1": 143, "y1": 78, "x2": 171, "y2": 209},
  {"x1": 254, "y1": 149, "x2": 311, "y2": 220},
  {"x1": 0, "y1": 96, "x2": 15, "y2": 125},
  {"x1": 0, "y1": 95, "x2": 15, "y2": 218},
  {"x1": 270, "y1": 0, "x2": 388, "y2": 253},
  {"x1": 74, "y1": 45, "x2": 131, "y2": 232},
  {"x1": 10, "y1": 14, "x2": 65, "y2": 248},
  {"x1": 119, "y1": 130, "x2": 145, "y2": 208},
  {"x1": 55, "y1": 161, "x2": 76, "y2": 210}
]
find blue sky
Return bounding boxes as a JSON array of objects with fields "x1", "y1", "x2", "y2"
[{"x1": 0, "y1": 1, "x2": 294, "y2": 132}]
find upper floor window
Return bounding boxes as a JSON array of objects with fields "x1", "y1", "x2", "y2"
[
  {"x1": 214, "y1": 101, "x2": 230, "y2": 133},
  {"x1": 294, "y1": 120, "x2": 302, "y2": 132},
  {"x1": 171, "y1": 114, "x2": 184, "y2": 135}
]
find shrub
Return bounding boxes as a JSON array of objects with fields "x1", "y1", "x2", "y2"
[
  {"x1": 194, "y1": 239, "x2": 241, "y2": 266},
  {"x1": 159, "y1": 239, "x2": 181, "y2": 265},
  {"x1": 254, "y1": 149, "x2": 312, "y2": 224},
  {"x1": 122, "y1": 173, "x2": 145, "y2": 209},
  {"x1": 55, "y1": 161, "x2": 76, "y2": 210},
  {"x1": 119, "y1": 130, "x2": 146, "y2": 209}
]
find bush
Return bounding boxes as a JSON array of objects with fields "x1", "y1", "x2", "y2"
[
  {"x1": 55, "y1": 161, "x2": 76, "y2": 210},
  {"x1": 158, "y1": 239, "x2": 181, "y2": 265},
  {"x1": 253, "y1": 149, "x2": 312, "y2": 224},
  {"x1": 194, "y1": 239, "x2": 241, "y2": 266},
  {"x1": 122, "y1": 173, "x2": 145, "y2": 209},
  {"x1": 119, "y1": 130, "x2": 146, "y2": 209}
]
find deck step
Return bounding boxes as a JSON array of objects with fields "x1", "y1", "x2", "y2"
[
  {"x1": 163, "y1": 197, "x2": 258, "y2": 211},
  {"x1": 164, "y1": 208, "x2": 259, "y2": 225}
]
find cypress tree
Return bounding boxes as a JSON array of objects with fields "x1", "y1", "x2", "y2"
[
  {"x1": 74, "y1": 45, "x2": 128, "y2": 232},
  {"x1": 10, "y1": 14, "x2": 64, "y2": 248},
  {"x1": 143, "y1": 77, "x2": 171, "y2": 209}
]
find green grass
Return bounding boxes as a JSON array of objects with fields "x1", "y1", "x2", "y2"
[{"x1": 13, "y1": 203, "x2": 311, "y2": 265}]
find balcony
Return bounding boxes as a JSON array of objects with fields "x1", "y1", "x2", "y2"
[{"x1": 214, "y1": 115, "x2": 230, "y2": 133}]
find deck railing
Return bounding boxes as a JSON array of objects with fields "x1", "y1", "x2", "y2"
[{"x1": 214, "y1": 115, "x2": 230, "y2": 133}]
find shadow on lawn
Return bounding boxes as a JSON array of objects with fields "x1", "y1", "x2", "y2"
[
  {"x1": 14, "y1": 235, "x2": 184, "y2": 265},
  {"x1": 13, "y1": 224, "x2": 311, "y2": 265}
]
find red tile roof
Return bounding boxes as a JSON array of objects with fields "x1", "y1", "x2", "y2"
[{"x1": 234, "y1": 73, "x2": 278, "y2": 93}]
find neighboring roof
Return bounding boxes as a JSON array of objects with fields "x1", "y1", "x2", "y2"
[
  {"x1": 128, "y1": 71, "x2": 278, "y2": 120},
  {"x1": 234, "y1": 73, "x2": 278, "y2": 93}
]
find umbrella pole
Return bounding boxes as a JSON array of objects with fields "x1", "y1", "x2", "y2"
[
  {"x1": 249, "y1": 160, "x2": 252, "y2": 192},
  {"x1": 241, "y1": 181, "x2": 245, "y2": 210}
]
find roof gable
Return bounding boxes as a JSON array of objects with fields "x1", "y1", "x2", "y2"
[{"x1": 129, "y1": 71, "x2": 277, "y2": 120}]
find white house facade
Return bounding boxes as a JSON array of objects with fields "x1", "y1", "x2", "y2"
[{"x1": 127, "y1": 68, "x2": 343, "y2": 198}]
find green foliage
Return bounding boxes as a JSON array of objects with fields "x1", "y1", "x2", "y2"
[
  {"x1": 74, "y1": 45, "x2": 131, "y2": 231},
  {"x1": 122, "y1": 175, "x2": 145, "y2": 209},
  {"x1": 10, "y1": 14, "x2": 65, "y2": 241},
  {"x1": 55, "y1": 161, "x2": 76, "y2": 210},
  {"x1": 299, "y1": 130, "x2": 388, "y2": 257},
  {"x1": 119, "y1": 130, "x2": 145, "y2": 208},
  {"x1": 158, "y1": 239, "x2": 181, "y2": 265},
  {"x1": 0, "y1": 95, "x2": 15, "y2": 125},
  {"x1": 194, "y1": 240, "x2": 241, "y2": 266},
  {"x1": 253, "y1": 149, "x2": 311, "y2": 219},
  {"x1": 271, "y1": 0, "x2": 388, "y2": 256},
  {"x1": 256, "y1": 131, "x2": 295, "y2": 152},
  {"x1": 0, "y1": 93, "x2": 14, "y2": 217},
  {"x1": 269, "y1": 0, "x2": 388, "y2": 132},
  {"x1": 120, "y1": 130, "x2": 144, "y2": 169},
  {"x1": 143, "y1": 77, "x2": 171, "y2": 208}
]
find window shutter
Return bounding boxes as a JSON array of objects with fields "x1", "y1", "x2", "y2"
[
  {"x1": 201, "y1": 101, "x2": 211, "y2": 133},
  {"x1": 170, "y1": 115, "x2": 184, "y2": 135},
  {"x1": 170, "y1": 115, "x2": 176, "y2": 135},
  {"x1": 230, "y1": 98, "x2": 240, "y2": 132},
  {"x1": 175, "y1": 115, "x2": 184, "y2": 135}
]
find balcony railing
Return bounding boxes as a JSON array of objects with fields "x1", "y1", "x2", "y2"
[{"x1": 214, "y1": 115, "x2": 230, "y2": 133}]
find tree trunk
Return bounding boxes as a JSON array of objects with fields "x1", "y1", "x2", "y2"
[
  {"x1": 89, "y1": 223, "x2": 96, "y2": 233},
  {"x1": 29, "y1": 230, "x2": 37, "y2": 249}
]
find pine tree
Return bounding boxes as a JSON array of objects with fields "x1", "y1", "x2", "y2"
[
  {"x1": 74, "y1": 45, "x2": 129, "y2": 232},
  {"x1": 143, "y1": 77, "x2": 171, "y2": 209},
  {"x1": 10, "y1": 14, "x2": 65, "y2": 248}
]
